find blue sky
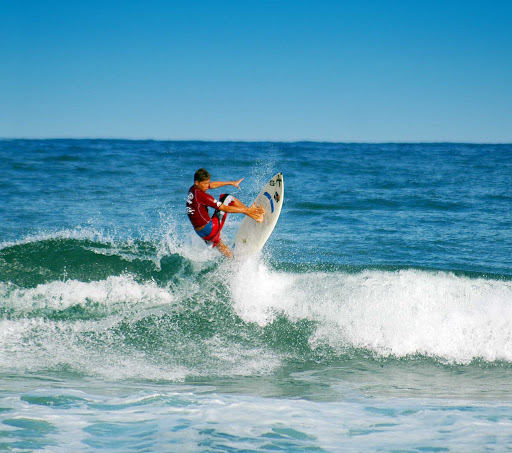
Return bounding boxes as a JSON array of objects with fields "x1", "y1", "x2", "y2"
[{"x1": 1, "y1": 0, "x2": 511, "y2": 142}]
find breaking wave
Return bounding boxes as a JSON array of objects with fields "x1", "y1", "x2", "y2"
[{"x1": 1, "y1": 232, "x2": 511, "y2": 382}]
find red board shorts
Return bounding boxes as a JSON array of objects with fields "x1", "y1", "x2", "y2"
[{"x1": 197, "y1": 194, "x2": 235, "y2": 248}]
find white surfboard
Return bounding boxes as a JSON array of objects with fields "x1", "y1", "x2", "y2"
[{"x1": 234, "y1": 173, "x2": 284, "y2": 256}]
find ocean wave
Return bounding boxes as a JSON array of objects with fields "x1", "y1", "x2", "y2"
[
  {"x1": 1, "y1": 234, "x2": 511, "y2": 380},
  {"x1": 0, "y1": 233, "x2": 203, "y2": 288}
]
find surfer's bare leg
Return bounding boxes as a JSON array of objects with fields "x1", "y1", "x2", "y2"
[{"x1": 216, "y1": 240, "x2": 233, "y2": 258}]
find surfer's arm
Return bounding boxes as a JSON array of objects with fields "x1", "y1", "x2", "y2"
[
  {"x1": 219, "y1": 202, "x2": 264, "y2": 223},
  {"x1": 209, "y1": 179, "x2": 243, "y2": 190}
]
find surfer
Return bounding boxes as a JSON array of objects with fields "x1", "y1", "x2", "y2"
[{"x1": 186, "y1": 168, "x2": 265, "y2": 258}]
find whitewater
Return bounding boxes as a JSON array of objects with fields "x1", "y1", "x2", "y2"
[{"x1": 1, "y1": 140, "x2": 511, "y2": 451}]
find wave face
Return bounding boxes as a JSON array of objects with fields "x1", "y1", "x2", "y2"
[{"x1": 1, "y1": 235, "x2": 511, "y2": 384}]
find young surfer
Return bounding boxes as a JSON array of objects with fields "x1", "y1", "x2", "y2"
[{"x1": 186, "y1": 168, "x2": 265, "y2": 258}]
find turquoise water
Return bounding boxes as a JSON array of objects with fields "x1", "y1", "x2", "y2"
[{"x1": 1, "y1": 140, "x2": 511, "y2": 451}]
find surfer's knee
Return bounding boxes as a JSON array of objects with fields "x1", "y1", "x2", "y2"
[
  {"x1": 220, "y1": 194, "x2": 238, "y2": 207},
  {"x1": 230, "y1": 197, "x2": 244, "y2": 208}
]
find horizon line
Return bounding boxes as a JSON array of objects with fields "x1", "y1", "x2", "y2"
[{"x1": 1, "y1": 137, "x2": 511, "y2": 145}]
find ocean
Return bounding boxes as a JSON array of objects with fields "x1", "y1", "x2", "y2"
[{"x1": 1, "y1": 140, "x2": 511, "y2": 452}]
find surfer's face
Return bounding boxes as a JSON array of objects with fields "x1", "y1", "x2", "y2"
[{"x1": 196, "y1": 179, "x2": 210, "y2": 192}]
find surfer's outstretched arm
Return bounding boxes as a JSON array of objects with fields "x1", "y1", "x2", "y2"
[{"x1": 209, "y1": 179, "x2": 243, "y2": 190}]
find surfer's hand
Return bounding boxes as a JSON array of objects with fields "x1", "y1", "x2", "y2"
[
  {"x1": 247, "y1": 203, "x2": 264, "y2": 223},
  {"x1": 233, "y1": 178, "x2": 243, "y2": 189}
]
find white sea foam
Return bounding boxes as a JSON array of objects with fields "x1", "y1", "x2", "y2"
[
  {"x1": 228, "y1": 263, "x2": 512, "y2": 364},
  {"x1": 307, "y1": 270, "x2": 512, "y2": 364},
  {"x1": 0, "y1": 275, "x2": 173, "y2": 313},
  {"x1": 226, "y1": 255, "x2": 296, "y2": 325}
]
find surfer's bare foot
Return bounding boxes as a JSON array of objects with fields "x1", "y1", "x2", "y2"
[{"x1": 247, "y1": 203, "x2": 265, "y2": 223}]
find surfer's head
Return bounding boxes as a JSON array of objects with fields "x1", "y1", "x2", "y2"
[{"x1": 194, "y1": 168, "x2": 211, "y2": 191}]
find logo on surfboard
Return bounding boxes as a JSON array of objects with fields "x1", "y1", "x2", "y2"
[{"x1": 269, "y1": 174, "x2": 282, "y2": 188}]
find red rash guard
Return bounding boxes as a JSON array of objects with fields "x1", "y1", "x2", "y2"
[{"x1": 186, "y1": 185, "x2": 222, "y2": 229}]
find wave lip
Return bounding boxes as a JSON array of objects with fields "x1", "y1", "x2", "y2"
[
  {"x1": 229, "y1": 263, "x2": 512, "y2": 365},
  {"x1": 304, "y1": 270, "x2": 512, "y2": 364}
]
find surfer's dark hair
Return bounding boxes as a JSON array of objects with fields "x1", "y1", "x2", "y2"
[{"x1": 194, "y1": 168, "x2": 210, "y2": 182}]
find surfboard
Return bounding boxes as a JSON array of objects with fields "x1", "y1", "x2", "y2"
[{"x1": 234, "y1": 173, "x2": 284, "y2": 256}]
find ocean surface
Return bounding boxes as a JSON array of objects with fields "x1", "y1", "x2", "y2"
[{"x1": 1, "y1": 139, "x2": 511, "y2": 452}]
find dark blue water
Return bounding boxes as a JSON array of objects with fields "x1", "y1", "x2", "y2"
[{"x1": 1, "y1": 140, "x2": 511, "y2": 451}]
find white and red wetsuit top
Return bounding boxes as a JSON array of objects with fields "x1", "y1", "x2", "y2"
[{"x1": 186, "y1": 185, "x2": 222, "y2": 229}]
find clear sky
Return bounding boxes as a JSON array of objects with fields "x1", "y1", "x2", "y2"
[{"x1": 1, "y1": 0, "x2": 511, "y2": 142}]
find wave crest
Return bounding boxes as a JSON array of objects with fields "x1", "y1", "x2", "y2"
[{"x1": 1, "y1": 233, "x2": 512, "y2": 379}]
